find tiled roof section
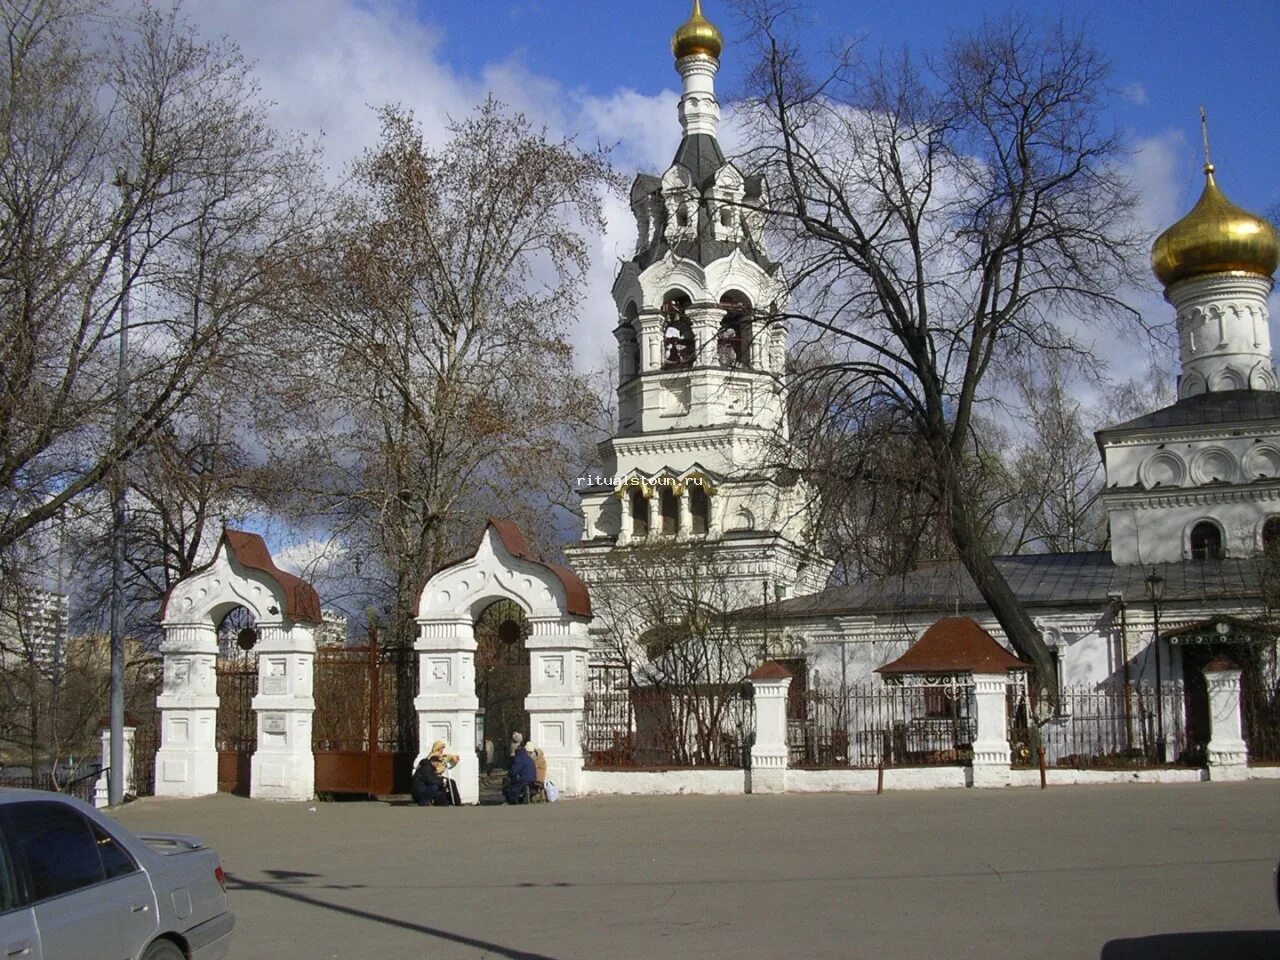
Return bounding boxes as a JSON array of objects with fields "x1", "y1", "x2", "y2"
[
  {"x1": 749, "y1": 660, "x2": 793, "y2": 681},
  {"x1": 764, "y1": 551, "x2": 1266, "y2": 619},
  {"x1": 160, "y1": 529, "x2": 323, "y2": 624},
  {"x1": 877, "y1": 617, "x2": 1029, "y2": 674},
  {"x1": 433, "y1": 518, "x2": 592, "y2": 619},
  {"x1": 1097, "y1": 390, "x2": 1280, "y2": 437}
]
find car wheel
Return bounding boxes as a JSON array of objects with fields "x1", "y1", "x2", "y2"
[{"x1": 140, "y1": 938, "x2": 186, "y2": 960}]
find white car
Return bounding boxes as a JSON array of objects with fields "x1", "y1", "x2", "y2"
[{"x1": 0, "y1": 789, "x2": 234, "y2": 960}]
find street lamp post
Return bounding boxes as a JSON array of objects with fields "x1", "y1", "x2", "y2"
[
  {"x1": 108, "y1": 170, "x2": 133, "y2": 806},
  {"x1": 1145, "y1": 568, "x2": 1166, "y2": 764}
]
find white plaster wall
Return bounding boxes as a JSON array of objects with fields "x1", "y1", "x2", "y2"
[
  {"x1": 577, "y1": 769, "x2": 747, "y2": 796},
  {"x1": 1008, "y1": 768, "x2": 1206, "y2": 787},
  {"x1": 786, "y1": 767, "x2": 969, "y2": 792}
]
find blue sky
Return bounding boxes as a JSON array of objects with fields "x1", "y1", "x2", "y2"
[{"x1": 415, "y1": 0, "x2": 1280, "y2": 216}]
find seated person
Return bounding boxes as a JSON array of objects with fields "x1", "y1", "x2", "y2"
[
  {"x1": 503, "y1": 739, "x2": 537, "y2": 804},
  {"x1": 531, "y1": 746, "x2": 547, "y2": 788},
  {"x1": 409, "y1": 756, "x2": 444, "y2": 806},
  {"x1": 429, "y1": 739, "x2": 461, "y2": 805}
]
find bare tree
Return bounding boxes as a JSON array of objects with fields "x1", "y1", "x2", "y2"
[
  {"x1": 589, "y1": 541, "x2": 764, "y2": 767},
  {"x1": 270, "y1": 101, "x2": 618, "y2": 640},
  {"x1": 737, "y1": 7, "x2": 1146, "y2": 692},
  {"x1": 0, "y1": 0, "x2": 324, "y2": 557}
]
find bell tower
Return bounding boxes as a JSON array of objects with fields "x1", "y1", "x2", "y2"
[{"x1": 565, "y1": 2, "x2": 831, "y2": 607}]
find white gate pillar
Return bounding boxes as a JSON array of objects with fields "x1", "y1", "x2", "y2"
[
  {"x1": 1204, "y1": 658, "x2": 1248, "y2": 780},
  {"x1": 414, "y1": 618, "x2": 481, "y2": 804},
  {"x1": 154, "y1": 624, "x2": 221, "y2": 798},
  {"x1": 249, "y1": 621, "x2": 316, "y2": 800},
  {"x1": 94, "y1": 721, "x2": 135, "y2": 807},
  {"x1": 526, "y1": 618, "x2": 593, "y2": 795},
  {"x1": 970, "y1": 671, "x2": 1012, "y2": 788},
  {"x1": 749, "y1": 661, "x2": 792, "y2": 794}
]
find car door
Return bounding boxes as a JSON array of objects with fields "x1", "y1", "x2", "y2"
[
  {"x1": 1, "y1": 801, "x2": 156, "y2": 960},
  {"x1": 0, "y1": 826, "x2": 42, "y2": 960}
]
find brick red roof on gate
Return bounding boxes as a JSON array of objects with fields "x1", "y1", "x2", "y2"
[
  {"x1": 428, "y1": 518, "x2": 592, "y2": 618},
  {"x1": 159, "y1": 529, "x2": 323, "y2": 624},
  {"x1": 749, "y1": 660, "x2": 793, "y2": 681},
  {"x1": 876, "y1": 617, "x2": 1029, "y2": 674}
]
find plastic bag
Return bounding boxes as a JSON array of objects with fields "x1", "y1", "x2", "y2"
[{"x1": 543, "y1": 779, "x2": 560, "y2": 802}]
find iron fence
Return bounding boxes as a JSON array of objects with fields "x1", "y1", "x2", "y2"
[
  {"x1": 583, "y1": 675, "x2": 754, "y2": 769},
  {"x1": 1008, "y1": 683, "x2": 1190, "y2": 768},
  {"x1": 788, "y1": 680, "x2": 976, "y2": 769},
  {"x1": 1243, "y1": 672, "x2": 1280, "y2": 764}
]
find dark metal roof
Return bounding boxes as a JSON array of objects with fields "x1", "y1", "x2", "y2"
[
  {"x1": 765, "y1": 551, "x2": 1266, "y2": 619},
  {"x1": 1097, "y1": 389, "x2": 1280, "y2": 437},
  {"x1": 627, "y1": 136, "x2": 777, "y2": 273}
]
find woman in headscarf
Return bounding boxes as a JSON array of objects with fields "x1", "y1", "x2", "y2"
[{"x1": 429, "y1": 739, "x2": 461, "y2": 805}]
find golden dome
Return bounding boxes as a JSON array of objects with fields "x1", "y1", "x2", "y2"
[
  {"x1": 672, "y1": 0, "x2": 723, "y2": 60},
  {"x1": 1152, "y1": 164, "x2": 1279, "y2": 287}
]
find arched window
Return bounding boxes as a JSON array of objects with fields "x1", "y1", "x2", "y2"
[
  {"x1": 1263, "y1": 516, "x2": 1280, "y2": 555},
  {"x1": 717, "y1": 291, "x2": 751, "y2": 367},
  {"x1": 690, "y1": 484, "x2": 710, "y2": 535},
  {"x1": 1190, "y1": 521, "x2": 1222, "y2": 561},
  {"x1": 662, "y1": 293, "x2": 694, "y2": 368},
  {"x1": 630, "y1": 489, "x2": 648, "y2": 538},
  {"x1": 659, "y1": 486, "x2": 679, "y2": 535},
  {"x1": 621, "y1": 301, "x2": 640, "y2": 379}
]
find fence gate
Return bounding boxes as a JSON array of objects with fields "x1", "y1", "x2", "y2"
[
  {"x1": 313, "y1": 637, "x2": 417, "y2": 795},
  {"x1": 215, "y1": 651, "x2": 259, "y2": 794}
]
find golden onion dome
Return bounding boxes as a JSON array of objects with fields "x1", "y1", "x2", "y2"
[
  {"x1": 1152, "y1": 164, "x2": 1279, "y2": 288},
  {"x1": 672, "y1": 0, "x2": 723, "y2": 60}
]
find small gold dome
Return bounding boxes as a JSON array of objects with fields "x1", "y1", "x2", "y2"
[
  {"x1": 1152, "y1": 164, "x2": 1279, "y2": 287},
  {"x1": 672, "y1": 0, "x2": 723, "y2": 60}
]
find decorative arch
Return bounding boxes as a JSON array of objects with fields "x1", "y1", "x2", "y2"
[
  {"x1": 156, "y1": 530, "x2": 321, "y2": 801},
  {"x1": 1186, "y1": 518, "x2": 1225, "y2": 561},
  {"x1": 415, "y1": 519, "x2": 593, "y2": 802}
]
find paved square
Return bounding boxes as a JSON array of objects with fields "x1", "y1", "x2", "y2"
[{"x1": 111, "y1": 782, "x2": 1280, "y2": 959}]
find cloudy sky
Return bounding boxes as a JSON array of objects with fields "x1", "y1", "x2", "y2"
[{"x1": 171, "y1": 0, "x2": 1280, "y2": 580}]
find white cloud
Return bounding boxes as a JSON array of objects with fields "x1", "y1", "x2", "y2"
[{"x1": 1121, "y1": 82, "x2": 1149, "y2": 106}]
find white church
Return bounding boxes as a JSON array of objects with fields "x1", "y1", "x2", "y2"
[{"x1": 147, "y1": 2, "x2": 1279, "y2": 803}]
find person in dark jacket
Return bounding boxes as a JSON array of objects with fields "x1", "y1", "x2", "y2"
[
  {"x1": 503, "y1": 740, "x2": 537, "y2": 804},
  {"x1": 410, "y1": 756, "x2": 444, "y2": 806}
]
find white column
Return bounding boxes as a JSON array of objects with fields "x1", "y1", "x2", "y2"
[
  {"x1": 677, "y1": 487, "x2": 692, "y2": 540},
  {"x1": 647, "y1": 493, "x2": 660, "y2": 539},
  {"x1": 1204, "y1": 661, "x2": 1249, "y2": 780},
  {"x1": 94, "y1": 723, "x2": 135, "y2": 808},
  {"x1": 526, "y1": 617, "x2": 593, "y2": 795},
  {"x1": 749, "y1": 662, "x2": 792, "y2": 794},
  {"x1": 249, "y1": 621, "x2": 316, "y2": 801},
  {"x1": 154, "y1": 623, "x2": 220, "y2": 798},
  {"x1": 676, "y1": 54, "x2": 721, "y2": 139},
  {"x1": 970, "y1": 672, "x2": 1011, "y2": 788},
  {"x1": 639, "y1": 315, "x2": 663, "y2": 372},
  {"x1": 414, "y1": 618, "x2": 480, "y2": 803}
]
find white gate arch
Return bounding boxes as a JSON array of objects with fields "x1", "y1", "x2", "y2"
[
  {"x1": 156, "y1": 530, "x2": 321, "y2": 800},
  {"x1": 416, "y1": 519, "x2": 593, "y2": 803}
]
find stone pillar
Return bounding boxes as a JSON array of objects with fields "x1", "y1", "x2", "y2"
[
  {"x1": 93, "y1": 722, "x2": 135, "y2": 808},
  {"x1": 526, "y1": 617, "x2": 593, "y2": 795},
  {"x1": 415, "y1": 618, "x2": 480, "y2": 803},
  {"x1": 969, "y1": 672, "x2": 1012, "y2": 788},
  {"x1": 748, "y1": 661, "x2": 792, "y2": 794},
  {"x1": 647, "y1": 493, "x2": 659, "y2": 540},
  {"x1": 249, "y1": 621, "x2": 316, "y2": 801},
  {"x1": 688, "y1": 306, "x2": 718, "y2": 367},
  {"x1": 1204, "y1": 658, "x2": 1249, "y2": 780},
  {"x1": 677, "y1": 487, "x2": 692, "y2": 540},
  {"x1": 154, "y1": 624, "x2": 220, "y2": 798},
  {"x1": 639, "y1": 315, "x2": 663, "y2": 372}
]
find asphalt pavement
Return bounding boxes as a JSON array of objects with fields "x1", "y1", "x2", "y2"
[{"x1": 110, "y1": 780, "x2": 1280, "y2": 960}]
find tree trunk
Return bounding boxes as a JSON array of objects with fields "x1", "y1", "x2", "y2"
[{"x1": 939, "y1": 458, "x2": 1059, "y2": 703}]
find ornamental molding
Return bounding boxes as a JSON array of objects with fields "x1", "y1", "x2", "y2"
[
  {"x1": 1102, "y1": 424, "x2": 1280, "y2": 448},
  {"x1": 1101, "y1": 484, "x2": 1280, "y2": 508}
]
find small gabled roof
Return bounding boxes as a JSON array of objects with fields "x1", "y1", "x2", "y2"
[{"x1": 877, "y1": 617, "x2": 1029, "y2": 675}]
